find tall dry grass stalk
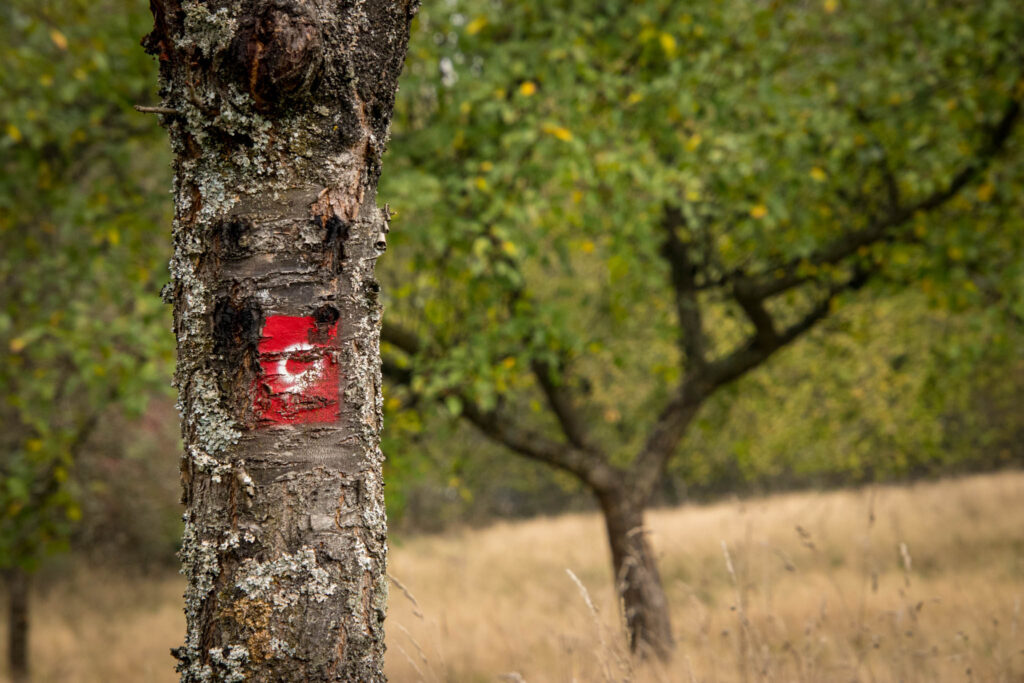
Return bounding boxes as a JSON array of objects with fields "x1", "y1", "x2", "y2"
[{"x1": 2, "y1": 472, "x2": 1022, "y2": 682}]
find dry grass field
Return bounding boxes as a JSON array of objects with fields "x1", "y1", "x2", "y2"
[{"x1": 3, "y1": 471, "x2": 1023, "y2": 682}]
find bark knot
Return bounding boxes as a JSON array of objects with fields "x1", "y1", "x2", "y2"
[{"x1": 237, "y1": 1, "x2": 324, "y2": 111}]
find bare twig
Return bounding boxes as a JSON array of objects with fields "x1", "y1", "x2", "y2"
[{"x1": 133, "y1": 104, "x2": 180, "y2": 115}]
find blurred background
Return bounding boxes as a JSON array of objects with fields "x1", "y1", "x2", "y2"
[{"x1": 1, "y1": 0, "x2": 1023, "y2": 681}]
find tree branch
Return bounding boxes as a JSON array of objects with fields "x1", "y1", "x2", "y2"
[
  {"x1": 628, "y1": 267, "x2": 871, "y2": 501},
  {"x1": 712, "y1": 94, "x2": 1021, "y2": 299},
  {"x1": 659, "y1": 205, "x2": 707, "y2": 368},
  {"x1": 530, "y1": 358, "x2": 595, "y2": 453},
  {"x1": 705, "y1": 269, "x2": 871, "y2": 391},
  {"x1": 385, "y1": 228, "x2": 608, "y2": 471},
  {"x1": 732, "y1": 281, "x2": 779, "y2": 349},
  {"x1": 629, "y1": 381, "x2": 704, "y2": 504},
  {"x1": 380, "y1": 326, "x2": 620, "y2": 492},
  {"x1": 459, "y1": 399, "x2": 621, "y2": 492}
]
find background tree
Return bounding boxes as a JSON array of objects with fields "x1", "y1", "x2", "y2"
[
  {"x1": 144, "y1": 0, "x2": 415, "y2": 679},
  {"x1": 0, "y1": 2, "x2": 172, "y2": 679},
  {"x1": 378, "y1": 0, "x2": 1024, "y2": 658}
]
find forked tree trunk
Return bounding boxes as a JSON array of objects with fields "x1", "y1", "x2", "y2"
[
  {"x1": 144, "y1": 1, "x2": 415, "y2": 680},
  {"x1": 5, "y1": 568, "x2": 29, "y2": 683},
  {"x1": 597, "y1": 489, "x2": 674, "y2": 660}
]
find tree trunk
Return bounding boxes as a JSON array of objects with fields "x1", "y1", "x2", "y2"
[
  {"x1": 597, "y1": 489, "x2": 674, "y2": 660},
  {"x1": 5, "y1": 568, "x2": 29, "y2": 683},
  {"x1": 144, "y1": 1, "x2": 415, "y2": 680}
]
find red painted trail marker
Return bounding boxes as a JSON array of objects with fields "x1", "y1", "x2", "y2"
[{"x1": 254, "y1": 315, "x2": 340, "y2": 425}]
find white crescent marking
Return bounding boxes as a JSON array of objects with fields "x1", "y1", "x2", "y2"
[{"x1": 276, "y1": 343, "x2": 324, "y2": 394}]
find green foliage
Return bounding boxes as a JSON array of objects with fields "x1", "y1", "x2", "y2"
[
  {"x1": 0, "y1": 0, "x2": 173, "y2": 570},
  {"x1": 1, "y1": 0, "x2": 1021, "y2": 546},
  {"x1": 379, "y1": 0, "x2": 1024, "y2": 517}
]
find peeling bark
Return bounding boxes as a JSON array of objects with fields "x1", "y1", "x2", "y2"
[{"x1": 144, "y1": 1, "x2": 416, "y2": 679}]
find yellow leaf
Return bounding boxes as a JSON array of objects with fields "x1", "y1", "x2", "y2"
[
  {"x1": 518, "y1": 81, "x2": 537, "y2": 97},
  {"x1": 66, "y1": 504, "x2": 82, "y2": 522},
  {"x1": 976, "y1": 183, "x2": 995, "y2": 202},
  {"x1": 947, "y1": 246, "x2": 964, "y2": 261},
  {"x1": 685, "y1": 188, "x2": 701, "y2": 202},
  {"x1": 9, "y1": 337, "x2": 27, "y2": 353},
  {"x1": 627, "y1": 92, "x2": 643, "y2": 105},
  {"x1": 659, "y1": 33, "x2": 677, "y2": 57},
  {"x1": 749, "y1": 204, "x2": 768, "y2": 219},
  {"x1": 501, "y1": 240, "x2": 518, "y2": 257},
  {"x1": 571, "y1": 190, "x2": 583, "y2": 204},
  {"x1": 474, "y1": 176, "x2": 488, "y2": 191},
  {"x1": 385, "y1": 397, "x2": 401, "y2": 412},
  {"x1": 459, "y1": 101, "x2": 471, "y2": 114},
  {"x1": 26, "y1": 439, "x2": 43, "y2": 452},
  {"x1": 107, "y1": 228, "x2": 120, "y2": 246},
  {"x1": 39, "y1": 74, "x2": 53, "y2": 87},
  {"x1": 466, "y1": 16, "x2": 487, "y2": 35},
  {"x1": 50, "y1": 29, "x2": 68, "y2": 50},
  {"x1": 501, "y1": 356, "x2": 516, "y2": 369},
  {"x1": 809, "y1": 166, "x2": 827, "y2": 182},
  {"x1": 480, "y1": 161, "x2": 493, "y2": 172},
  {"x1": 541, "y1": 122, "x2": 573, "y2": 142},
  {"x1": 685, "y1": 134, "x2": 702, "y2": 151},
  {"x1": 823, "y1": 0, "x2": 838, "y2": 13},
  {"x1": 6, "y1": 124, "x2": 22, "y2": 142},
  {"x1": 580, "y1": 239, "x2": 595, "y2": 254}
]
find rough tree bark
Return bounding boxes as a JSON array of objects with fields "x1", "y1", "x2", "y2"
[
  {"x1": 143, "y1": 0, "x2": 415, "y2": 679},
  {"x1": 5, "y1": 568, "x2": 29, "y2": 683}
]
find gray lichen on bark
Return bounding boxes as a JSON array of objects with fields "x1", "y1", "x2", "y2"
[{"x1": 144, "y1": 0, "x2": 417, "y2": 679}]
